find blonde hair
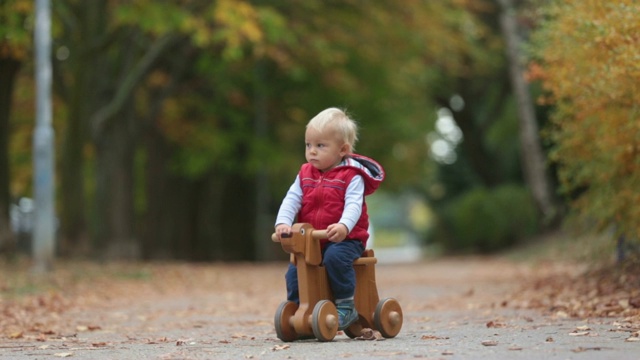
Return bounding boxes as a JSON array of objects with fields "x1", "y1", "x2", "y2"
[{"x1": 307, "y1": 108, "x2": 358, "y2": 153}]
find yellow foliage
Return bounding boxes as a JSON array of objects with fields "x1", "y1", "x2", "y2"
[
  {"x1": 0, "y1": 0, "x2": 34, "y2": 60},
  {"x1": 213, "y1": 0, "x2": 264, "y2": 59},
  {"x1": 533, "y1": 0, "x2": 640, "y2": 238}
]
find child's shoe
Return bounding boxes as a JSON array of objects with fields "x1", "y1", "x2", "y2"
[{"x1": 336, "y1": 300, "x2": 358, "y2": 330}]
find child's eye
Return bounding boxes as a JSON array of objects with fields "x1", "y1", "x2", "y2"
[
  {"x1": 305, "y1": 143, "x2": 311, "y2": 148},
  {"x1": 317, "y1": 143, "x2": 325, "y2": 148}
]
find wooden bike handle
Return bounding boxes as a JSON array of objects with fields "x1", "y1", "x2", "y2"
[{"x1": 271, "y1": 228, "x2": 328, "y2": 242}]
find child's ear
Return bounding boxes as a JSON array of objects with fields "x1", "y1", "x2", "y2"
[{"x1": 340, "y1": 143, "x2": 351, "y2": 157}]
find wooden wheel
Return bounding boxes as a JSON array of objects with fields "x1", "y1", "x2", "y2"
[
  {"x1": 311, "y1": 300, "x2": 338, "y2": 342},
  {"x1": 274, "y1": 301, "x2": 298, "y2": 342},
  {"x1": 373, "y1": 298, "x2": 403, "y2": 338}
]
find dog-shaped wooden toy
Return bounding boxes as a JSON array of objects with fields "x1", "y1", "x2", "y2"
[{"x1": 271, "y1": 223, "x2": 403, "y2": 342}]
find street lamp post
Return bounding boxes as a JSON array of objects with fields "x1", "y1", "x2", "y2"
[{"x1": 33, "y1": 0, "x2": 55, "y2": 273}]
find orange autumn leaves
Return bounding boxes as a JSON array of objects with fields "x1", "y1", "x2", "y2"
[{"x1": 529, "y1": 0, "x2": 640, "y2": 239}]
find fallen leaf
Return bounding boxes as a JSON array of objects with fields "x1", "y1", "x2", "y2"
[
  {"x1": 569, "y1": 331, "x2": 590, "y2": 336},
  {"x1": 572, "y1": 347, "x2": 601, "y2": 353},
  {"x1": 508, "y1": 345, "x2": 523, "y2": 350},
  {"x1": 145, "y1": 337, "x2": 170, "y2": 344},
  {"x1": 421, "y1": 335, "x2": 449, "y2": 340},
  {"x1": 555, "y1": 311, "x2": 569, "y2": 318},
  {"x1": 481, "y1": 340, "x2": 498, "y2": 346},
  {"x1": 92, "y1": 342, "x2": 108, "y2": 347},
  {"x1": 9, "y1": 331, "x2": 23, "y2": 339},
  {"x1": 575, "y1": 325, "x2": 590, "y2": 331},
  {"x1": 545, "y1": 337, "x2": 554, "y2": 342},
  {"x1": 54, "y1": 353, "x2": 74, "y2": 358},
  {"x1": 625, "y1": 336, "x2": 640, "y2": 342},
  {"x1": 442, "y1": 350, "x2": 454, "y2": 355},
  {"x1": 356, "y1": 328, "x2": 385, "y2": 341},
  {"x1": 486, "y1": 320, "x2": 506, "y2": 328},
  {"x1": 272, "y1": 344, "x2": 290, "y2": 351}
]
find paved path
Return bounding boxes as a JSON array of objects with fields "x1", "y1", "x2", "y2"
[{"x1": 1, "y1": 258, "x2": 638, "y2": 359}]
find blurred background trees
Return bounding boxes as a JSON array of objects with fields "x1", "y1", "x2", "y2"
[
  {"x1": 1, "y1": 0, "x2": 32, "y2": 255},
  {"x1": 1, "y1": 0, "x2": 637, "y2": 262}
]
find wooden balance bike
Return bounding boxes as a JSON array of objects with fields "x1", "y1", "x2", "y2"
[{"x1": 271, "y1": 223, "x2": 403, "y2": 342}]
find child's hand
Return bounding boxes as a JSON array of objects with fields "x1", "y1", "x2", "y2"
[
  {"x1": 326, "y1": 223, "x2": 348, "y2": 242},
  {"x1": 275, "y1": 224, "x2": 292, "y2": 239}
]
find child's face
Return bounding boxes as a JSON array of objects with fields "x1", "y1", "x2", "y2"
[{"x1": 305, "y1": 127, "x2": 348, "y2": 172}]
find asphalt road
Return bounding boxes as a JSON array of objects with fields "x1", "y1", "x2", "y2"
[{"x1": 1, "y1": 258, "x2": 638, "y2": 359}]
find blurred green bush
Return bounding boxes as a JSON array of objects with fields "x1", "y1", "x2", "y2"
[{"x1": 437, "y1": 184, "x2": 538, "y2": 253}]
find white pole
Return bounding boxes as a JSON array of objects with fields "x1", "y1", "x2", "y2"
[{"x1": 33, "y1": 0, "x2": 55, "y2": 273}]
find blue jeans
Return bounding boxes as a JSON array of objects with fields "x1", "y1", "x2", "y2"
[{"x1": 285, "y1": 240, "x2": 365, "y2": 303}]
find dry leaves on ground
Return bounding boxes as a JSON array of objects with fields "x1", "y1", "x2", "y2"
[
  {"x1": 506, "y1": 260, "x2": 640, "y2": 325},
  {"x1": 0, "y1": 260, "x2": 283, "y2": 341}
]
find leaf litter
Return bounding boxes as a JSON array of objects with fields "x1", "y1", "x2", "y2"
[
  {"x1": 2, "y1": 254, "x2": 639, "y2": 355},
  {"x1": 504, "y1": 259, "x2": 640, "y2": 329},
  {"x1": 1, "y1": 260, "x2": 285, "y2": 342}
]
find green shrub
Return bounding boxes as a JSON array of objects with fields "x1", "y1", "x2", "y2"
[{"x1": 439, "y1": 184, "x2": 538, "y2": 252}]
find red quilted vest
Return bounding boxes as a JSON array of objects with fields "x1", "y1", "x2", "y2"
[{"x1": 296, "y1": 154, "x2": 384, "y2": 248}]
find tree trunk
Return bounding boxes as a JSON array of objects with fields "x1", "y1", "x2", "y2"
[
  {"x1": 203, "y1": 172, "x2": 255, "y2": 261},
  {"x1": 57, "y1": 1, "x2": 108, "y2": 256},
  {"x1": 94, "y1": 106, "x2": 138, "y2": 259},
  {"x1": 0, "y1": 57, "x2": 21, "y2": 254},
  {"x1": 141, "y1": 127, "x2": 195, "y2": 260},
  {"x1": 141, "y1": 127, "x2": 169, "y2": 259},
  {"x1": 498, "y1": 0, "x2": 557, "y2": 222},
  {"x1": 138, "y1": 45, "x2": 192, "y2": 260},
  {"x1": 59, "y1": 55, "x2": 91, "y2": 255},
  {"x1": 193, "y1": 174, "x2": 224, "y2": 261},
  {"x1": 252, "y1": 61, "x2": 277, "y2": 260},
  {"x1": 89, "y1": 30, "x2": 177, "y2": 259}
]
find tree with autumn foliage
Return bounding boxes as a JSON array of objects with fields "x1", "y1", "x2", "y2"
[
  {"x1": 0, "y1": 0, "x2": 32, "y2": 254},
  {"x1": 530, "y1": 1, "x2": 640, "y2": 247},
  {"x1": 4, "y1": 1, "x2": 502, "y2": 260}
]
